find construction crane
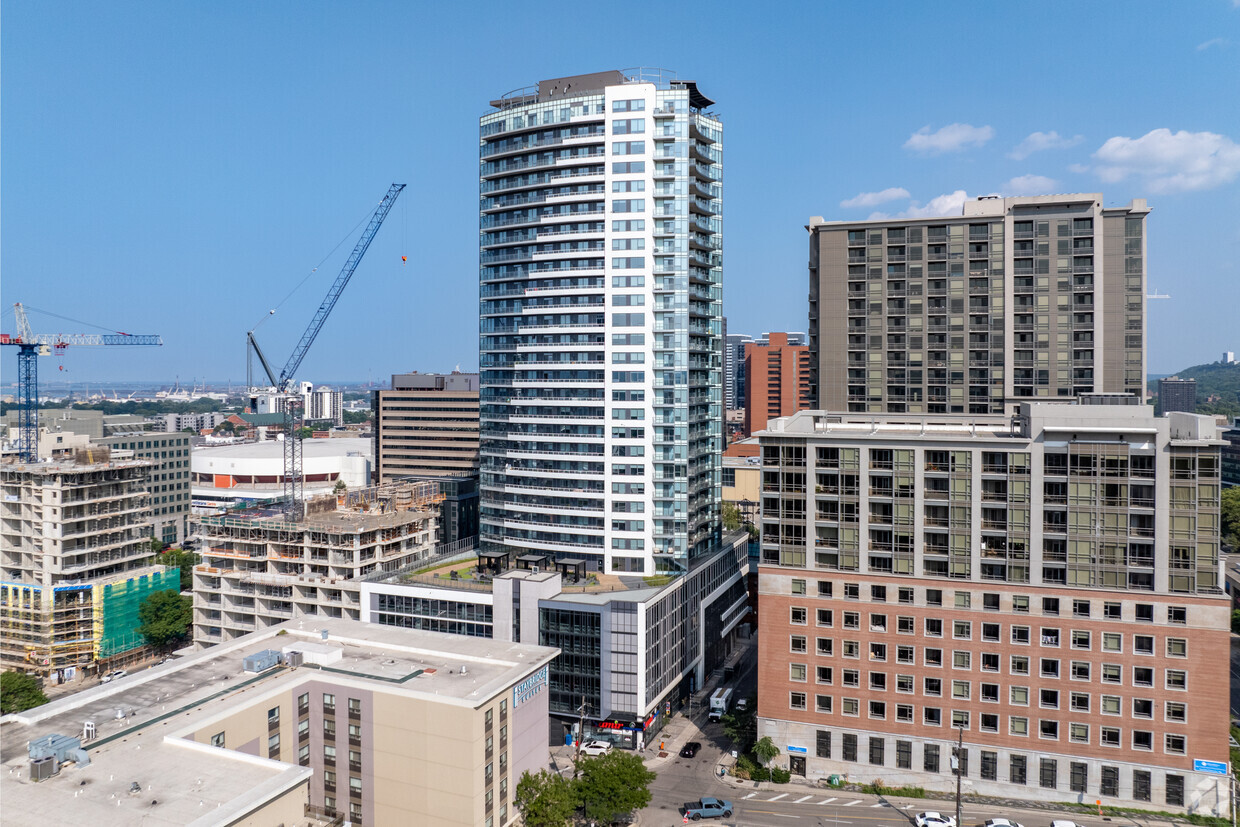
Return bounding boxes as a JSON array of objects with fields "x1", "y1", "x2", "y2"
[
  {"x1": 246, "y1": 182, "x2": 405, "y2": 518},
  {"x1": 1, "y1": 303, "x2": 162, "y2": 463}
]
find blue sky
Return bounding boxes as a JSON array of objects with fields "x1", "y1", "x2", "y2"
[{"x1": 4, "y1": 1, "x2": 1239, "y2": 385}]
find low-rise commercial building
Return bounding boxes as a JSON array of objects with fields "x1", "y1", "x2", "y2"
[
  {"x1": 0, "y1": 618, "x2": 557, "y2": 827},
  {"x1": 99, "y1": 431, "x2": 192, "y2": 545},
  {"x1": 756, "y1": 398, "x2": 1228, "y2": 814},
  {"x1": 190, "y1": 437, "x2": 371, "y2": 511}
]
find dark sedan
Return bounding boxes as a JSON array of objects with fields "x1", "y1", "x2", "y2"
[{"x1": 679, "y1": 741, "x2": 702, "y2": 758}]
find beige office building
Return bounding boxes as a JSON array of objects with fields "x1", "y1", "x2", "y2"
[
  {"x1": 808, "y1": 194, "x2": 1149, "y2": 414},
  {"x1": 0, "y1": 618, "x2": 557, "y2": 827},
  {"x1": 373, "y1": 371, "x2": 479, "y2": 481}
]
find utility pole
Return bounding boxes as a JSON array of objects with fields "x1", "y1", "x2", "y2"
[
  {"x1": 953, "y1": 725, "x2": 964, "y2": 827},
  {"x1": 574, "y1": 694, "x2": 587, "y2": 766}
]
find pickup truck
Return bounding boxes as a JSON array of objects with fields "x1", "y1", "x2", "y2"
[{"x1": 683, "y1": 797, "x2": 733, "y2": 819}]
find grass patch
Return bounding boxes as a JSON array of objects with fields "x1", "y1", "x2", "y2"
[
  {"x1": 868, "y1": 781, "x2": 926, "y2": 798},
  {"x1": 1060, "y1": 802, "x2": 1230, "y2": 827},
  {"x1": 643, "y1": 574, "x2": 674, "y2": 587}
]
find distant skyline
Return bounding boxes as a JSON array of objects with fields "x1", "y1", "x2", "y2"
[{"x1": 4, "y1": 1, "x2": 1238, "y2": 383}]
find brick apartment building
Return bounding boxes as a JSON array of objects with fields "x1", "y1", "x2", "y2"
[
  {"x1": 756, "y1": 398, "x2": 1229, "y2": 814},
  {"x1": 744, "y1": 332, "x2": 812, "y2": 436}
]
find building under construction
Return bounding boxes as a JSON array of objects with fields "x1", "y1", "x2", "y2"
[
  {"x1": 0, "y1": 450, "x2": 175, "y2": 677},
  {"x1": 191, "y1": 479, "x2": 449, "y2": 647}
]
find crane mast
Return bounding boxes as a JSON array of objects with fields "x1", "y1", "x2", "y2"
[{"x1": 245, "y1": 183, "x2": 405, "y2": 519}]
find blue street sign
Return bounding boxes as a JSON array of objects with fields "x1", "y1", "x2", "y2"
[
  {"x1": 787, "y1": 745, "x2": 807, "y2": 754},
  {"x1": 1194, "y1": 759, "x2": 1229, "y2": 775}
]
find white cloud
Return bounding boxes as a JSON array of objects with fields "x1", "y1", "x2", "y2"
[
  {"x1": 870, "y1": 190, "x2": 971, "y2": 220},
  {"x1": 1008, "y1": 130, "x2": 1084, "y2": 160},
  {"x1": 1004, "y1": 174, "x2": 1060, "y2": 195},
  {"x1": 1093, "y1": 128, "x2": 1240, "y2": 192},
  {"x1": 904, "y1": 124, "x2": 994, "y2": 155},
  {"x1": 839, "y1": 187, "x2": 911, "y2": 209},
  {"x1": 1197, "y1": 37, "x2": 1229, "y2": 50},
  {"x1": 1067, "y1": 163, "x2": 1090, "y2": 174}
]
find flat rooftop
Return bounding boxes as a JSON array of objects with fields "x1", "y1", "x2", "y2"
[
  {"x1": 193, "y1": 437, "x2": 371, "y2": 460},
  {"x1": 0, "y1": 619, "x2": 558, "y2": 826}
]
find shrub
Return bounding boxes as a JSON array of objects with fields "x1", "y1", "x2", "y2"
[
  {"x1": 771, "y1": 767, "x2": 791, "y2": 784},
  {"x1": 750, "y1": 766, "x2": 770, "y2": 782}
]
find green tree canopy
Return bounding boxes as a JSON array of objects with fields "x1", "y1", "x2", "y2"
[
  {"x1": 0, "y1": 671, "x2": 49, "y2": 714},
  {"x1": 514, "y1": 769, "x2": 576, "y2": 827},
  {"x1": 1222, "y1": 486, "x2": 1240, "y2": 551},
  {"x1": 721, "y1": 707, "x2": 757, "y2": 753},
  {"x1": 295, "y1": 426, "x2": 314, "y2": 439},
  {"x1": 575, "y1": 750, "x2": 655, "y2": 823},
  {"x1": 138, "y1": 590, "x2": 192, "y2": 650},
  {"x1": 722, "y1": 502, "x2": 742, "y2": 531},
  {"x1": 754, "y1": 735, "x2": 779, "y2": 767}
]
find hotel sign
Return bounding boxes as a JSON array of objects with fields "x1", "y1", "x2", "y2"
[{"x1": 513, "y1": 665, "x2": 548, "y2": 708}]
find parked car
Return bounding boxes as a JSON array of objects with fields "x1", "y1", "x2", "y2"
[
  {"x1": 1050, "y1": 821, "x2": 1084, "y2": 827},
  {"x1": 679, "y1": 741, "x2": 702, "y2": 758},
  {"x1": 915, "y1": 813, "x2": 957, "y2": 827},
  {"x1": 735, "y1": 697, "x2": 750, "y2": 712},
  {"x1": 983, "y1": 819, "x2": 1024, "y2": 827},
  {"x1": 579, "y1": 740, "x2": 613, "y2": 757},
  {"x1": 683, "y1": 797, "x2": 733, "y2": 820},
  {"x1": 100, "y1": 670, "x2": 127, "y2": 683}
]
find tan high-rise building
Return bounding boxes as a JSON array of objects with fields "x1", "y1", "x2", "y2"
[
  {"x1": 755, "y1": 398, "x2": 1228, "y2": 813},
  {"x1": 744, "y1": 332, "x2": 811, "y2": 435},
  {"x1": 808, "y1": 194, "x2": 1149, "y2": 415},
  {"x1": 373, "y1": 371, "x2": 479, "y2": 481}
]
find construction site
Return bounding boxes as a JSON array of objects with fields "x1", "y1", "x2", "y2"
[
  {"x1": 0, "y1": 450, "x2": 177, "y2": 678},
  {"x1": 191, "y1": 478, "x2": 462, "y2": 647}
]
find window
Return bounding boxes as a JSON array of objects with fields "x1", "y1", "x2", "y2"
[
  {"x1": 871, "y1": 585, "x2": 887, "y2": 602},
  {"x1": 1072, "y1": 600, "x2": 1091, "y2": 618},
  {"x1": 1071, "y1": 630, "x2": 1090, "y2": 649},
  {"x1": 982, "y1": 593, "x2": 1000, "y2": 612},
  {"x1": 843, "y1": 640, "x2": 860, "y2": 658},
  {"x1": 298, "y1": 744, "x2": 310, "y2": 765},
  {"x1": 790, "y1": 692, "x2": 807, "y2": 710},
  {"x1": 897, "y1": 740, "x2": 912, "y2": 769},
  {"x1": 817, "y1": 666, "x2": 834, "y2": 684},
  {"x1": 790, "y1": 664, "x2": 807, "y2": 682},
  {"x1": 1011, "y1": 626, "x2": 1030, "y2": 644},
  {"x1": 816, "y1": 695, "x2": 833, "y2": 713},
  {"x1": 925, "y1": 677, "x2": 942, "y2": 696},
  {"x1": 1010, "y1": 655, "x2": 1029, "y2": 675},
  {"x1": 952, "y1": 680, "x2": 971, "y2": 699},
  {"x1": 268, "y1": 706, "x2": 280, "y2": 725},
  {"x1": 898, "y1": 616, "x2": 915, "y2": 634},
  {"x1": 1133, "y1": 698, "x2": 1153, "y2": 718},
  {"x1": 925, "y1": 648, "x2": 943, "y2": 667},
  {"x1": 1167, "y1": 775, "x2": 1185, "y2": 807},
  {"x1": 1040, "y1": 758, "x2": 1057, "y2": 789},
  {"x1": 1166, "y1": 670, "x2": 1187, "y2": 689},
  {"x1": 1010, "y1": 686, "x2": 1029, "y2": 705},
  {"x1": 1070, "y1": 692, "x2": 1090, "y2": 712},
  {"x1": 924, "y1": 744, "x2": 940, "y2": 772},
  {"x1": 1071, "y1": 661, "x2": 1090, "y2": 680},
  {"x1": 899, "y1": 587, "x2": 915, "y2": 604},
  {"x1": 1040, "y1": 658, "x2": 1059, "y2": 678},
  {"x1": 870, "y1": 672, "x2": 887, "y2": 690},
  {"x1": 981, "y1": 751, "x2": 998, "y2": 781},
  {"x1": 844, "y1": 583, "x2": 860, "y2": 599},
  {"x1": 268, "y1": 733, "x2": 280, "y2": 756},
  {"x1": 1134, "y1": 770, "x2": 1152, "y2": 802},
  {"x1": 1165, "y1": 734, "x2": 1186, "y2": 754},
  {"x1": 1132, "y1": 731, "x2": 1153, "y2": 751},
  {"x1": 869, "y1": 736, "x2": 886, "y2": 765},
  {"x1": 1040, "y1": 689, "x2": 1059, "y2": 708},
  {"x1": 1132, "y1": 634, "x2": 1154, "y2": 655},
  {"x1": 1039, "y1": 719, "x2": 1058, "y2": 739},
  {"x1": 1168, "y1": 606, "x2": 1187, "y2": 624},
  {"x1": 1101, "y1": 695, "x2": 1121, "y2": 715},
  {"x1": 981, "y1": 653, "x2": 999, "y2": 672},
  {"x1": 817, "y1": 609, "x2": 834, "y2": 626},
  {"x1": 819, "y1": 581, "x2": 834, "y2": 597},
  {"x1": 926, "y1": 589, "x2": 943, "y2": 606},
  {"x1": 896, "y1": 704, "x2": 914, "y2": 722},
  {"x1": 980, "y1": 683, "x2": 999, "y2": 702},
  {"x1": 1101, "y1": 664, "x2": 1122, "y2": 684},
  {"x1": 982, "y1": 623, "x2": 1000, "y2": 642},
  {"x1": 897, "y1": 645, "x2": 915, "y2": 664},
  {"x1": 1100, "y1": 727, "x2": 1120, "y2": 747},
  {"x1": 1042, "y1": 597, "x2": 1059, "y2": 615},
  {"x1": 1166, "y1": 638, "x2": 1187, "y2": 658},
  {"x1": 1009, "y1": 754, "x2": 1027, "y2": 784},
  {"x1": 842, "y1": 733, "x2": 858, "y2": 761},
  {"x1": 953, "y1": 651, "x2": 971, "y2": 669},
  {"x1": 324, "y1": 745, "x2": 337, "y2": 763},
  {"x1": 980, "y1": 713, "x2": 999, "y2": 732},
  {"x1": 870, "y1": 642, "x2": 887, "y2": 661},
  {"x1": 210, "y1": 732, "x2": 225, "y2": 748},
  {"x1": 924, "y1": 707, "x2": 942, "y2": 726},
  {"x1": 791, "y1": 607, "x2": 807, "y2": 624},
  {"x1": 1103, "y1": 602, "x2": 1121, "y2": 619},
  {"x1": 1133, "y1": 666, "x2": 1153, "y2": 687},
  {"x1": 1166, "y1": 701, "x2": 1187, "y2": 722},
  {"x1": 952, "y1": 710, "x2": 970, "y2": 729},
  {"x1": 953, "y1": 621, "x2": 971, "y2": 639},
  {"x1": 791, "y1": 635, "x2": 807, "y2": 653},
  {"x1": 791, "y1": 579, "x2": 807, "y2": 595},
  {"x1": 1070, "y1": 761, "x2": 1087, "y2": 793},
  {"x1": 323, "y1": 693, "x2": 336, "y2": 713},
  {"x1": 1070, "y1": 723, "x2": 1089, "y2": 743},
  {"x1": 816, "y1": 730, "x2": 832, "y2": 758},
  {"x1": 1012, "y1": 595, "x2": 1029, "y2": 613},
  {"x1": 925, "y1": 618, "x2": 943, "y2": 637},
  {"x1": 817, "y1": 638, "x2": 833, "y2": 656},
  {"x1": 955, "y1": 591, "x2": 971, "y2": 609},
  {"x1": 1102, "y1": 632, "x2": 1122, "y2": 652},
  {"x1": 842, "y1": 698, "x2": 859, "y2": 716},
  {"x1": 1101, "y1": 766, "x2": 1119, "y2": 796},
  {"x1": 1135, "y1": 603, "x2": 1154, "y2": 623},
  {"x1": 1010, "y1": 716, "x2": 1028, "y2": 736}
]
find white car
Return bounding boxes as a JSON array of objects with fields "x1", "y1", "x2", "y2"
[
  {"x1": 579, "y1": 740, "x2": 613, "y2": 757},
  {"x1": 915, "y1": 813, "x2": 957, "y2": 827},
  {"x1": 983, "y1": 819, "x2": 1024, "y2": 827},
  {"x1": 1050, "y1": 821, "x2": 1084, "y2": 827}
]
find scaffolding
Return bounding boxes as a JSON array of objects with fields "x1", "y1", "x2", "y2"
[{"x1": 94, "y1": 567, "x2": 180, "y2": 658}]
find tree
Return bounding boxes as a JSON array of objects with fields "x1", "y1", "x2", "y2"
[
  {"x1": 146, "y1": 536, "x2": 166, "y2": 555},
  {"x1": 155, "y1": 547, "x2": 201, "y2": 592},
  {"x1": 722, "y1": 502, "x2": 742, "y2": 531},
  {"x1": 754, "y1": 735, "x2": 779, "y2": 767},
  {"x1": 1232, "y1": 610, "x2": 1240, "y2": 636},
  {"x1": 137, "y1": 590, "x2": 193, "y2": 650},
  {"x1": 1222, "y1": 486, "x2": 1240, "y2": 551},
  {"x1": 575, "y1": 750, "x2": 656, "y2": 824},
  {"x1": 721, "y1": 707, "x2": 757, "y2": 753},
  {"x1": 333, "y1": 479, "x2": 347, "y2": 495},
  {"x1": 0, "y1": 671, "x2": 49, "y2": 714},
  {"x1": 296, "y1": 426, "x2": 314, "y2": 439},
  {"x1": 514, "y1": 769, "x2": 576, "y2": 827}
]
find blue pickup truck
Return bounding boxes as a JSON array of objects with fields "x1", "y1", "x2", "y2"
[{"x1": 683, "y1": 797, "x2": 733, "y2": 820}]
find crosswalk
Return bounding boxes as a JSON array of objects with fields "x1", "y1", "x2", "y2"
[{"x1": 741, "y1": 792, "x2": 905, "y2": 806}]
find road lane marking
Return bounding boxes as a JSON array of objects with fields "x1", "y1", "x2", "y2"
[
  {"x1": 818, "y1": 797, "x2": 837, "y2": 804},
  {"x1": 768, "y1": 793, "x2": 789, "y2": 801},
  {"x1": 843, "y1": 799, "x2": 861, "y2": 806},
  {"x1": 743, "y1": 792, "x2": 757, "y2": 799},
  {"x1": 746, "y1": 811, "x2": 802, "y2": 818},
  {"x1": 793, "y1": 795, "x2": 813, "y2": 802}
]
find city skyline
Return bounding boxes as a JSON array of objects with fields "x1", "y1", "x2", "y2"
[{"x1": 4, "y1": 2, "x2": 1239, "y2": 383}]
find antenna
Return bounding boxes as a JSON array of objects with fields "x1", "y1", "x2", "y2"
[{"x1": 1146, "y1": 289, "x2": 1170, "y2": 300}]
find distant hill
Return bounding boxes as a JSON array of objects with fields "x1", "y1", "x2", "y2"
[{"x1": 1148, "y1": 361, "x2": 1240, "y2": 416}]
